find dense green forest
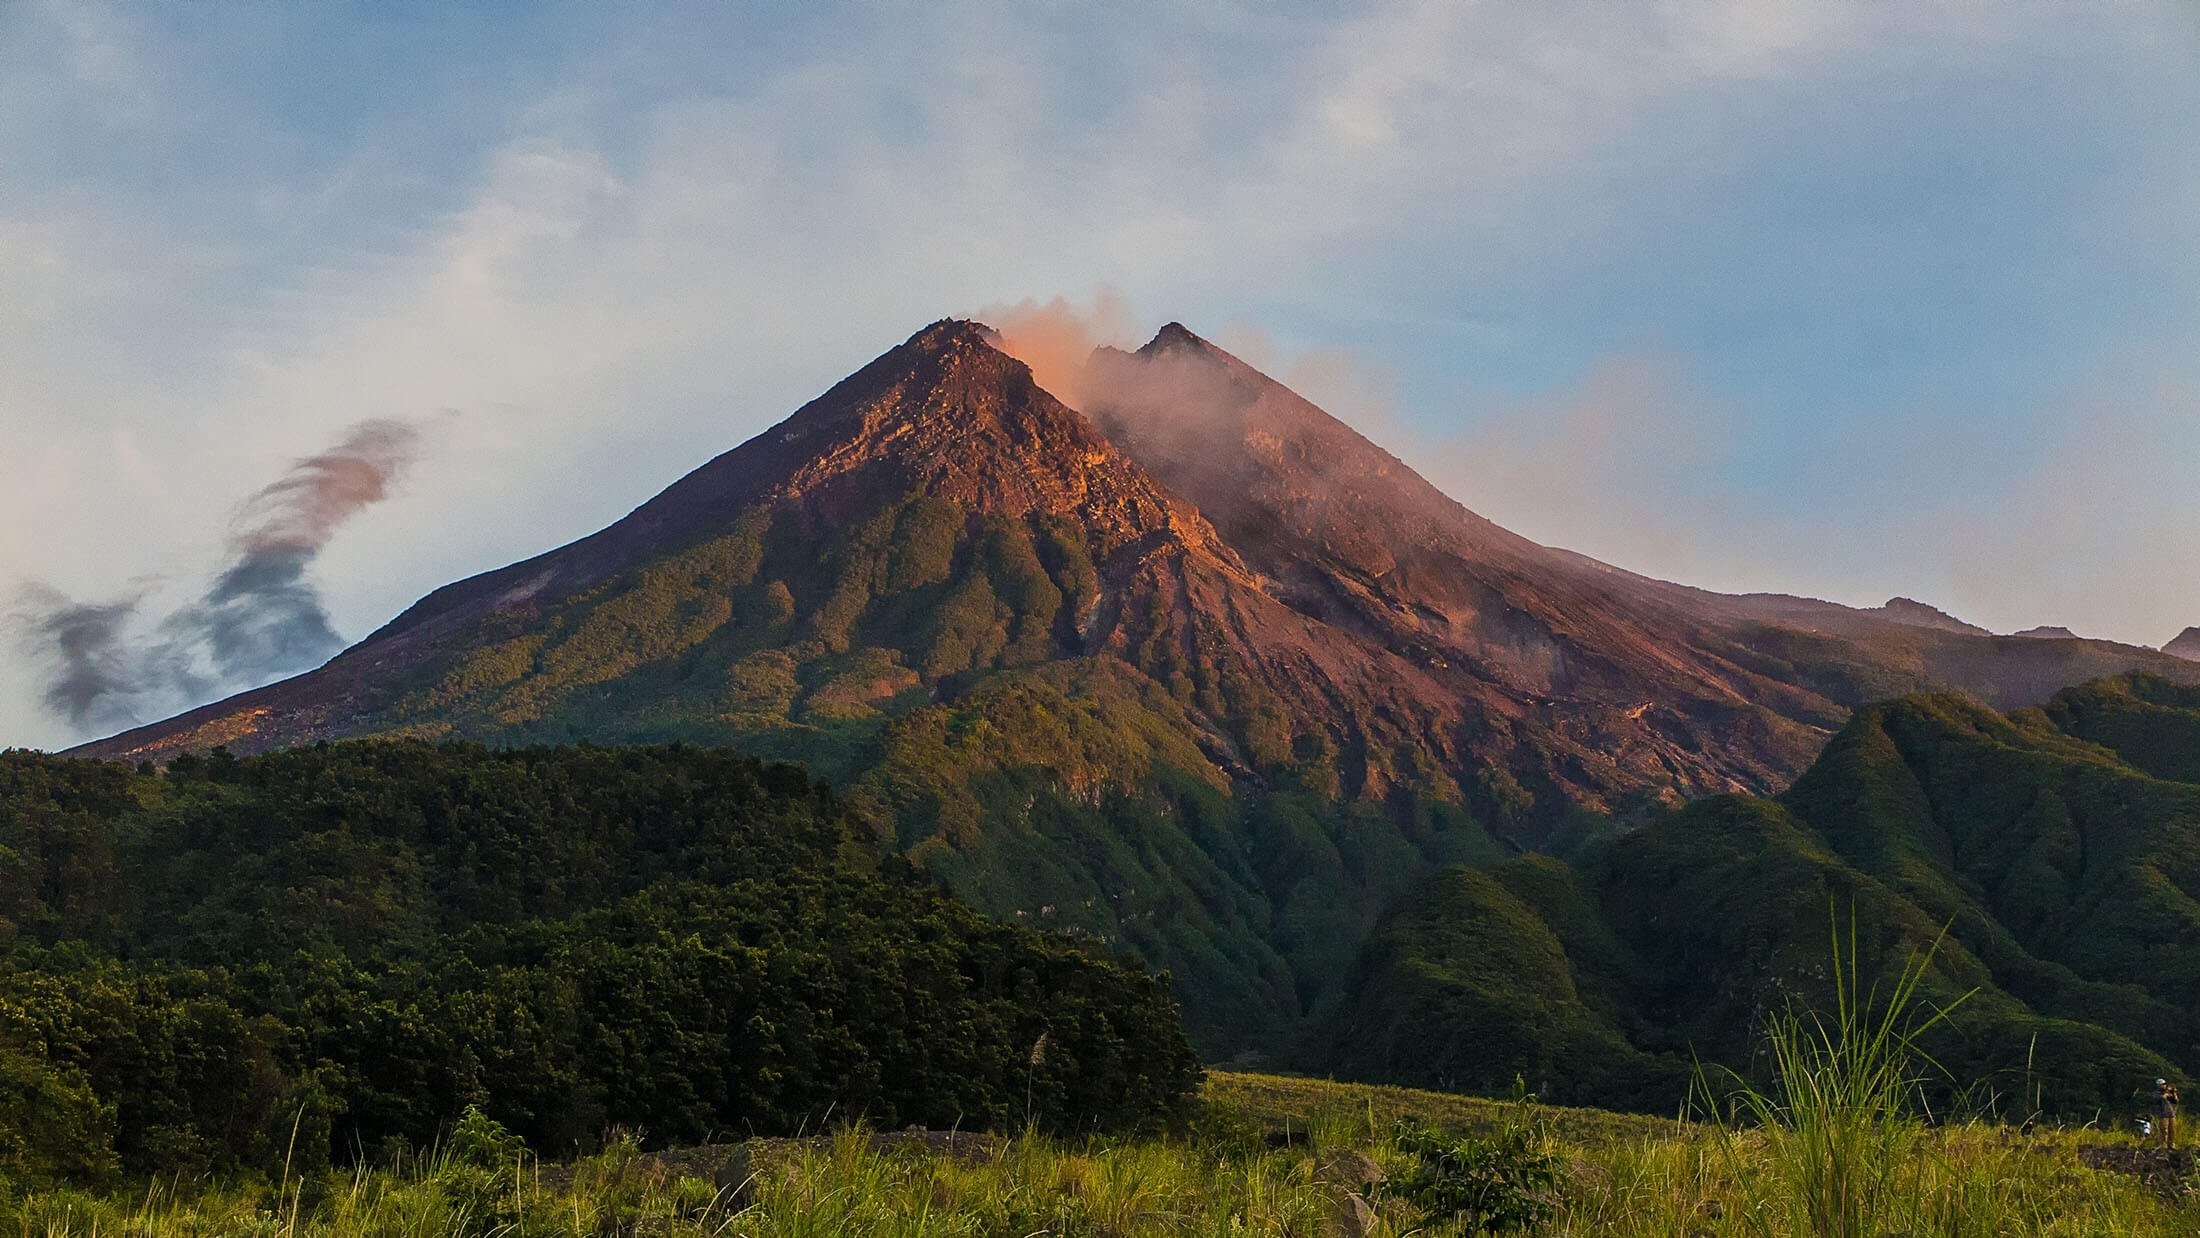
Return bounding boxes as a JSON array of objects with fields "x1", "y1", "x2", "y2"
[
  {"x1": 0, "y1": 743, "x2": 1200, "y2": 1182},
  {"x1": 1318, "y1": 674, "x2": 2200, "y2": 1119}
]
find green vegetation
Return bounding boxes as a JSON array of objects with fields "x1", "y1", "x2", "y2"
[
  {"x1": 18, "y1": 661, "x2": 2199, "y2": 1195},
  {"x1": 0, "y1": 742, "x2": 1200, "y2": 1181},
  {"x1": 1318, "y1": 674, "x2": 2200, "y2": 1118},
  {"x1": 2, "y1": 1071, "x2": 2195, "y2": 1235},
  {"x1": 0, "y1": 818, "x2": 2182, "y2": 1231},
  {"x1": 1385, "y1": 1105, "x2": 1565, "y2": 1232}
]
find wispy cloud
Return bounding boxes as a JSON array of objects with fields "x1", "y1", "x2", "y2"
[{"x1": 0, "y1": 1, "x2": 2191, "y2": 745}]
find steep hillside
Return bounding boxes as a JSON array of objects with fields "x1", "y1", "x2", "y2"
[
  {"x1": 69, "y1": 319, "x2": 2198, "y2": 1054},
  {"x1": 1319, "y1": 673, "x2": 2200, "y2": 1115}
]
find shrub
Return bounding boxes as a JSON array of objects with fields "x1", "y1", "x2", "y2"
[{"x1": 1383, "y1": 1085, "x2": 1562, "y2": 1233}]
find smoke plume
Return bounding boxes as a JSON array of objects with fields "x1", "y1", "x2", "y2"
[
  {"x1": 19, "y1": 590, "x2": 145, "y2": 734},
  {"x1": 15, "y1": 418, "x2": 422, "y2": 735},
  {"x1": 982, "y1": 289, "x2": 1138, "y2": 407},
  {"x1": 199, "y1": 418, "x2": 420, "y2": 681},
  {"x1": 988, "y1": 292, "x2": 1400, "y2": 436}
]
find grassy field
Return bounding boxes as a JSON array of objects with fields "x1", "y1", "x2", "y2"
[{"x1": 4, "y1": 1070, "x2": 2195, "y2": 1236}]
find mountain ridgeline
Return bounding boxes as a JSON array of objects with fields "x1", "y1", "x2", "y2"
[{"x1": 66, "y1": 319, "x2": 2200, "y2": 1066}]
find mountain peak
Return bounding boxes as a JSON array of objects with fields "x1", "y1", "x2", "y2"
[
  {"x1": 1869, "y1": 597, "x2": 1989, "y2": 636},
  {"x1": 57, "y1": 310, "x2": 2200, "y2": 1077},
  {"x1": 1143, "y1": 321, "x2": 1213, "y2": 353},
  {"x1": 2166, "y1": 627, "x2": 2200, "y2": 661},
  {"x1": 904, "y1": 317, "x2": 1001, "y2": 355},
  {"x1": 1089, "y1": 318, "x2": 1530, "y2": 571},
  {"x1": 736, "y1": 317, "x2": 1192, "y2": 530}
]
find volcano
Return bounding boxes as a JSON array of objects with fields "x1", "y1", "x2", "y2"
[{"x1": 73, "y1": 319, "x2": 2200, "y2": 1049}]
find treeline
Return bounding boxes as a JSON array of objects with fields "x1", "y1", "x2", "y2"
[{"x1": 0, "y1": 743, "x2": 1201, "y2": 1181}]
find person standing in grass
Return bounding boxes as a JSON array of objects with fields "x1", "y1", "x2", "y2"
[{"x1": 2154, "y1": 1078, "x2": 2180, "y2": 1148}]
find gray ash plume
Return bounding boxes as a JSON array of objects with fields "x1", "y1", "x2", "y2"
[{"x1": 13, "y1": 419, "x2": 421, "y2": 736}]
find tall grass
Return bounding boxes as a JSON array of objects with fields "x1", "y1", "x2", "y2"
[
  {"x1": 5, "y1": 1052, "x2": 2198, "y2": 1235},
  {"x1": 1694, "y1": 915, "x2": 1971, "y2": 1237},
  {"x1": 1, "y1": 1113, "x2": 2193, "y2": 1236}
]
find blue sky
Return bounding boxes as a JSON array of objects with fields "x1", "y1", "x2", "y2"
[{"x1": 2, "y1": 0, "x2": 2196, "y2": 749}]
